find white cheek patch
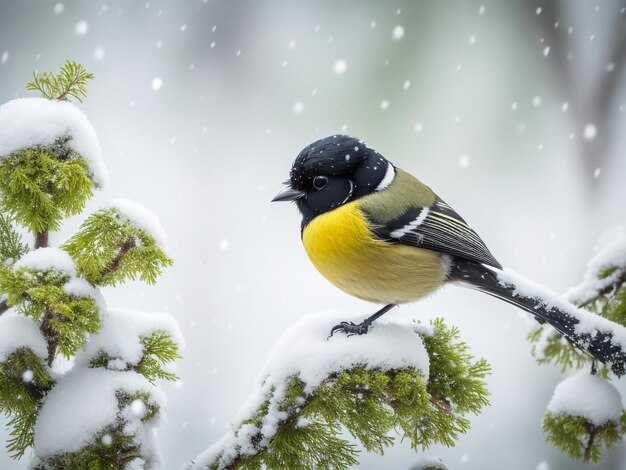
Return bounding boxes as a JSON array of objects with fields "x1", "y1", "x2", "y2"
[
  {"x1": 389, "y1": 207, "x2": 430, "y2": 239},
  {"x1": 375, "y1": 162, "x2": 395, "y2": 191}
]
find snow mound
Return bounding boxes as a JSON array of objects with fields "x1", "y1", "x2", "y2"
[
  {"x1": 64, "y1": 277, "x2": 107, "y2": 313},
  {"x1": 14, "y1": 247, "x2": 76, "y2": 276},
  {"x1": 34, "y1": 368, "x2": 165, "y2": 458},
  {"x1": 257, "y1": 311, "x2": 429, "y2": 393},
  {"x1": 410, "y1": 455, "x2": 446, "y2": 469},
  {"x1": 0, "y1": 313, "x2": 47, "y2": 362},
  {"x1": 189, "y1": 311, "x2": 429, "y2": 469},
  {"x1": 107, "y1": 199, "x2": 168, "y2": 249},
  {"x1": 75, "y1": 309, "x2": 184, "y2": 368},
  {"x1": 547, "y1": 373, "x2": 623, "y2": 426},
  {"x1": 565, "y1": 227, "x2": 626, "y2": 305},
  {"x1": 0, "y1": 97, "x2": 108, "y2": 186}
]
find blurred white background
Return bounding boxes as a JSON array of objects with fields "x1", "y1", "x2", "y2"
[{"x1": 1, "y1": 1, "x2": 626, "y2": 468}]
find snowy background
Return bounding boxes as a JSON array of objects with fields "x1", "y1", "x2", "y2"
[{"x1": 1, "y1": 1, "x2": 626, "y2": 469}]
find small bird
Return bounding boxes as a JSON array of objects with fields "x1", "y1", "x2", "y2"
[{"x1": 273, "y1": 135, "x2": 626, "y2": 374}]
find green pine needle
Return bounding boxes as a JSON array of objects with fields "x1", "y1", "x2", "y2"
[{"x1": 26, "y1": 61, "x2": 94, "y2": 103}]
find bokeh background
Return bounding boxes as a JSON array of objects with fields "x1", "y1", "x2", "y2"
[{"x1": 1, "y1": 1, "x2": 626, "y2": 469}]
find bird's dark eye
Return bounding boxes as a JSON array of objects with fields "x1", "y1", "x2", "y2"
[{"x1": 312, "y1": 175, "x2": 328, "y2": 190}]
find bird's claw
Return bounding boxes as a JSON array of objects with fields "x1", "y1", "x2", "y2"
[{"x1": 328, "y1": 320, "x2": 371, "y2": 339}]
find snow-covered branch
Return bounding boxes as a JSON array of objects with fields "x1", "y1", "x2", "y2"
[{"x1": 187, "y1": 313, "x2": 490, "y2": 470}]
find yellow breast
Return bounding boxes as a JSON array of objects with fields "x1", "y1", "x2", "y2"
[{"x1": 302, "y1": 200, "x2": 446, "y2": 304}]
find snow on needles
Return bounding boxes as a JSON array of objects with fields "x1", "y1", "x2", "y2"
[
  {"x1": 547, "y1": 373, "x2": 623, "y2": 426},
  {"x1": 75, "y1": 309, "x2": 184, "y2": 368},
  {"x1": 0, "y1": 97, "x2": 108, "y2": 186},
  {"x1": 14, "y1": 247, "x2": 76, "y2": 276},
  {"x1": 565, "y1": 228, "x2": 626, "y2": 305},
  {"x1": 34, "y1": 368, "x2": 165, "y2": 459},
  {"x1": 0, "y1": 313, "x2": 48, "y2": 362},
  {"x1": 189, "y1": 311, "x2": 429, "y2": 469},
  {"x1": 108, "y1": 199, "x2": 168, "y2": 248}
]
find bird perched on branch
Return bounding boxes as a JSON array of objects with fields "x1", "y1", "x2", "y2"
[{"x1": 272, "y1": 135, "x2": 626, "y2": 375}]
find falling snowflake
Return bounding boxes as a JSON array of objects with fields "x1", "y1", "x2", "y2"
[
  {"x1": 151, "y1": 77, "x2": 163, "y2": 91},
  {"x1": 583, "y1": 123, "x2": 597, "y2": 140},
  {"x1": 333, "y1": 59, "x2": 347, "y2": 75},
  {"x1": 392, "y1": 25, "x2": 404, "y2": 40},
  {"x1": 75, "y1": 21, "x2": 89, "y2": 36}
]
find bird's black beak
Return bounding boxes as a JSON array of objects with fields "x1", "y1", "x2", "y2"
[{"x1": 272, "y1": 185, "x2": 306, "y2": 202}]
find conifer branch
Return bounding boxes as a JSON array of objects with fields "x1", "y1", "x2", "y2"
[
  {"x1": 26, "y1": 61, "x2": 94, "y2": 103},
  {"x1": 101, "y1": 237, "x2": 135, "y2": 279},
  {"x1": 35, "y1": 231, "x2": 48, "y2": 249}
]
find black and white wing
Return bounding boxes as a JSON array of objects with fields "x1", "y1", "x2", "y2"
[{"x1": 367, "y1": 199, "x2": 502, "y2": 269}]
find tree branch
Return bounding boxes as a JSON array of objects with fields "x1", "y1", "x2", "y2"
[
  {"x1": 100, "y1": 237, "x2": 135, "y2": 279},
  {"x1": 35, "y1": 231, "x2": 48, "y2": 249}
]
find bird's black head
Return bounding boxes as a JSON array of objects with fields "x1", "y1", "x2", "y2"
[{"x1": 272, "y1": 135, "x2": 394, "y2": 226}]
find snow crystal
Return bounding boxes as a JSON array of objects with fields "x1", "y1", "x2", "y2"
[
  {"x1": 0, "y1": 98, "x2": 107, "y2": 185},
  {"x1": 219, "y1": 239, "x2": 229, "y2": 251},
  {"x1": 107, "y1": 198, "x2": 168, "y2": 248},
  {"x1": 392, "y1": 25, "x2": 404, "y2": 40},
  {"x1": 292, "y1": 101, "x2": 304, "y2": 115},
  {"x1": 75, "y1": 308, "x2": 183, "y2": 368},
  {"x1": 403, "y1": 80, "x2": 411, "y2": 90},
  {"x1": 93, "y1": 47, "x2": 106, "y2": 60},
  {"x1": 594, "y1": 167, "x2": 601, "y2": 179},
  {"x1": 380, "y1": 99, "x2": 390, "y2": 110},
  {"x1": 14, "y1": 247, "x2": 76, "y2": 276},
  {"x1": 561, "y1": 102, "x2": 569, "y2": 112},
  {"x1": 53, "y1": 3, "x2": 64, "y2": 15},
  {"x1": 414, "y1": 122, "x2": 423, "y2": 133},
  {"x1": 536, "y1": 461, "x2": 550, "y2": 470},
  {"x1": 0, "y1": 314, "x2": 47, "y2": 362},
  {"x1": 565, "y1": 228, "x2": 626, "y2": 305},
  {"x1": 498, "y1": 268, "x2": 626, "y2": 351},
  {"x1": 1, "y1": 51, "x2": 8, "y2": 64},
  {"x1": 468, "y1": 35, "x2": 477, "y2": 45},
  {"x1": 188, "y1": 311, "x2": 429, "y2": 469},
  {"x1": 583, "y1": 123, "x2": 597, "y2": 140},
  {"x1": 547, "y1": 373, "x2": 623, "y2": 426},
  {"x1": 410, "y1": 456, "x2": 446, "y2": 470},
  {"x1": 34, "y1": 368, "x2": 165, "y2": 458},
  {"x1": 151, "y1": 77, "x2": 163, "y2": 91},
  {"x1": 332, "y1": 59, "x2": 347, "y2": 75},
  {"x1": 458, "y1": 154, "x2": 470, "y2": 168},
  {"x1": 74, "y1": 21, "x2": 89, "y2": 36},
  {"x1": 543, "y1": 46, "x2": 550, "y2": 57},
  {"x1": 532, "y1": 96, "x2": 542, "y2": 107}
]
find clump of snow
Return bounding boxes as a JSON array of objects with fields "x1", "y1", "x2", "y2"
[
  {"x1": 565, "y1": 228, "x2": 626, "y2": 305},
  {"x1": 34, "y1": 368, "x2": 165, "y2": 458},
  {"x1": 107, "y1": 199, "x2": 168, "y2": 248},
  {"x1": 0, "y1": 313, "x2": 47, "y2": 362},
  {"x1": 547, "y1": 373, "x2": 623, "y2": 426},
  {"x1": 188, "y1": 311, "x2": 429, "y2": 469},
  {"x1": 14, "y1": 247, "x2": 76, "y2": 276},
  {"x1": 0, "y1": 97, "x2": 108, "y2": 186},
  {"x1": 64, "y1": 277, "x2": 107, "y2": 312},
  {"x1": 75, "y1": 309, "x2": 183, "y2": 368},
  {"x1": 497, "y1": 268, "x2": 626, "y2": 351},
  {"x1": 410, "y1": 456, "x2": 446, "y2": 469}
]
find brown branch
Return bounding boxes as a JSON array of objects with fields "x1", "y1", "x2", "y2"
[
  {"x1": 40, "y1": 308, "x2": 59, "y2": 367},
  {"x1": 583, "y1": 422, "x2": 599, "y2": 463},
  {"x1": 0, "y1": 299, "x2": 8, "y2": 316},
  {"x1": 100, "y1": 237, "x2": 135, "y2": 280},
  {"x1": 35, "y1": 230, "x2": 49, "y2": 249}
]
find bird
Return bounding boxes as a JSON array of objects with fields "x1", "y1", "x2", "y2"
[{"x1": 272, "y1": 135, "x2": 626, "y2": 375}]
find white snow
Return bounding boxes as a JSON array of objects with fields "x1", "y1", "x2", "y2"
[
  {"x1": 75, "y1": 309, "x2": 183, "y2": 368},
  {"x1": 547, "y1": 373, "x2": 623, "y2": 426},
  {"x1": 392, "y1": 25, "x2": 405, "y2": 40},
  {"x1": 0, "y1": 314, "x2": 47, "y2": 362},
  {"x1": 0, "y1": 97, "x2": 107, "y2": 186},
  {"x1": 565, "y1": 228, "x2": 626, "y2": 305},
  {"x1": 410, "y1": 456, "x2": 446, "y2": 469},
  {"x1": 107, "y1": 199, "x2": 168, "y2": 248},
  {"x1": 14, "y1": 247, "x2": 76, "y2": 276},
  {"x1": 188, "y1": 311, "x2": 429, "y2": 469},
  {"x1": 74, "y1": 21, "x2": 89, "y2": 35},
  {"x1": 64, "y1": 277, "x2": 107, "y2": 312},
  {"x1": 583, "y1": 123, "x2": 597, "y2": 140},
  {"x1": 151, "y1": 77, "x2": 163, "y2": 91},
  {"x1": 332, "y1": 59, "x2": 347, "y2": 75},
  {"x1": 34, "y1": 368, "x2": 165, "y2": 458},
  {"x1": 292, "y1": 101, "x2": 304, "y2": 115},
  {"x1": 497, "y1": 268, "x2": 626, "y2": 351}
]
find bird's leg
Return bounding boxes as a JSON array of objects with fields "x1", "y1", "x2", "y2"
[{"x1": 328, "y1": 304, "x2": 397, "y2": 338}]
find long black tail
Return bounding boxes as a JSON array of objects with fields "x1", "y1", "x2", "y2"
[{"x1": 448, "y1": 258, "x2": 626, "y2": 376}]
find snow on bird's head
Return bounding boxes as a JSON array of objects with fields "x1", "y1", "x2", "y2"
[{"x1": 0, "y1": 97, "x2": 108, "y2": 186}]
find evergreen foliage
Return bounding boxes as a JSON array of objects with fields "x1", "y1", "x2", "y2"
[
  {"x1": 0, "y1": 63, "x2": 180, "y2": 467},
  {"x1": 195, "y1": 320, "x2": 490, "y2": 470},
  {"x1": 26, "y1": 61, "x2": 94, "y2": 103},
  {"x1": 526, "y1": 236, "x2": 626, "y2": 463},
  {"x1": 63, "y1": 208, "x2": 173, "y2": 286}
]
